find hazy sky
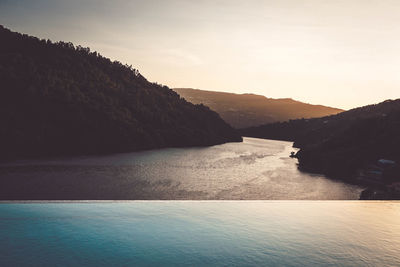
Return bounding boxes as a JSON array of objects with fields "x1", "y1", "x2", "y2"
[{"x1": 1, "y1": 0, "x2": 399, "y2": 109}]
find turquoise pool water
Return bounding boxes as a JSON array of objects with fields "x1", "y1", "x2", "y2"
[{"x1": 0, "y1": 201, "x2": 399, "y2": 266}]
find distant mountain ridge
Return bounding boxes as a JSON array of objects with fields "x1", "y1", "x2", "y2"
[
  {"x1": 173, "y1": 88, "x2": 343, "y2": 128},
  {"x1": 0, "y1": 26, "x2": 241, "y2": 160}
]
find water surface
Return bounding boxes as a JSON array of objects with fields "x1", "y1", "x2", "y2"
[
  {"x1": 0, "y1": 201, "x2": 399, "y2": 266},
  {"x1": 0, "y1": 138, "x2": 362, "y2": 199}
]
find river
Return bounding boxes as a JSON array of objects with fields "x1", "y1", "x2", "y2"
[{"x1": 0, "y1": 137, "x2": 362, "y2": 199}]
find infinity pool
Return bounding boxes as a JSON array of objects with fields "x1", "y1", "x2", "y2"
[{"x1": 0, "y1": 201, "x2": 399, "y2": 266}]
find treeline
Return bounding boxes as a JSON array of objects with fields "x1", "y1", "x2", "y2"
[
  {"x1": 0, "y1": 26, "x2": 241, "y2": 159},
  {"x1": 241, "y1": 99, "x2": 400, "y2": 180}
]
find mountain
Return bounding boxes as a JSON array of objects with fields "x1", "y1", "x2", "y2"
[
  {"x1": 173, "y1": 88, "x2": 343, "y2": 128},
  {"x1": 241, "y1": 99, "x2": 400, "y2": 188},
  {"x1": 0, "y1": 26, "x2": 242, "y2": 160}
]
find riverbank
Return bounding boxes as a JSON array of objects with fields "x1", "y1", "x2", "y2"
[
  {"x1": 241, "y1": 98, "x2": 400, "y2": 200},
  {"x1": 293, "y1": 153, "x2": 400, "y2": 200}
]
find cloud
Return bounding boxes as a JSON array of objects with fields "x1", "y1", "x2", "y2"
[{"x1": 161, "y1": 49, "x2": 204, "y2": 66}]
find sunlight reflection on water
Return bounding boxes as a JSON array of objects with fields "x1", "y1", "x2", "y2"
[{"x1": 0, "y1": 138, "x2": 362, "y2": 199}]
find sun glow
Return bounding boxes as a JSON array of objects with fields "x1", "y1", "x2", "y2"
[{"x1": 1, "y1": 0, "x2": 399, "y2": 109}]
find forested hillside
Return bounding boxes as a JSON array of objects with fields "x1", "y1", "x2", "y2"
[
  {"x1": 0, "y1": 26, "x2": 241, "y2": 160},
  {"x1": 174, "y1": 88, "x2": 343, "y2": 128},
  {"x1": 242, "y1": 99, "x2": 400, "y2": 180}
]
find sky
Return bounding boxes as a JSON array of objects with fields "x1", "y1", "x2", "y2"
[{"x1": 1, "y1": 0, "x2": 399, "y2": 110}]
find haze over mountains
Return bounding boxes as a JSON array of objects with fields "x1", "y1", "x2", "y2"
[
  {"x1": 0, "y1": 26, "x2": 241, "y2": 160},
  {"x1": 174, "y1": 88, "x2": 343, "y2": 128}
]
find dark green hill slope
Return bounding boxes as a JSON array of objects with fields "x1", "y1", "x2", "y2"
[
  {"x1": 0, "y1": 26, "x2": 241, "y2": 159},
  {"x1": 242, "y1": 99, "x2": 400, "y2": 180},
  {"x1": 174, "y1": 88, "x2": 343, "y2": 128}
]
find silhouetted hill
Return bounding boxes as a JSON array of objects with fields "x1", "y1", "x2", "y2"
[
  {"x1": 0, "y1": 26, "x2": 242, "y2": 160},
  {"x1": 242, "y1": 99, "x2": 400, "y2": 181},
  {"x1": 173, "y1": 88, "x2": 343, "y2": 128}
]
